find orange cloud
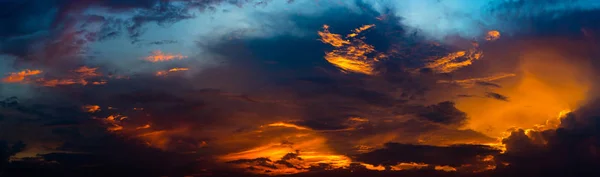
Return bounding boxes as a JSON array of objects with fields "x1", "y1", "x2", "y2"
[
  {"x1": 318, "y1": 25, "x2": 350, "y2": 47},
  {"x1": 39, "y1": 78, "x2": 89, "y2": 87},
  {"x1": 145, "y1": 50, "x2": 187, "y2": 62},
  {"x1": 438, "y1": 73, "x2": 517, "y2": 88},
  {"x1": 74, "y1": 66, "x2": 101, "y2": 78},
  {"x1": 266, "y1": 122, "x2": 311, "y2": 130},
  {"x1": 486, "y1": 30, "x2": 501, "y2": 41},
  {"x1": 422, "y1": 32, "x2": 502, "y2": 74},
  {"x1": 156, "y1": 67, "x2": 189, "y2": 76},
  {"x1": 83, "y1": 105, "x2": 101, "y2": 113},
  {"x1": 424, "y1": 49, "x2": 483, "y2": 73},
  {"x1": 319, "y1": 24, "x2": 385, "y2": 75},
  {"x1": 1, "y1": 69, "x2": 42, "y2": 83},
  {"x1": 346, "y1": 24, "x2": 375, "y2": 38},
  {"x1": 99, "y1": 114, "x2": 127, "y2": 132},
  {"x1": 37, "y1": 66, "x2": 104, "y2": 87}
]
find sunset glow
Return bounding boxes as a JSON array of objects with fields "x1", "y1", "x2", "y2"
[{"x1": 2, "y1": 1, "x2": 600, "y2": 177}]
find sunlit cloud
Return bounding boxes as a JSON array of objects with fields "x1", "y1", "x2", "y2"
[
  {"x1": 38, "y1": 66, "x2": 104, "y2": 87},
  {"x1": 2, "y1": 0, "x2": 600, "y2": 176},
  {"x1": 423, "y1": 47, "x2": 483, "y2": 73},
  {"x1": 438, "y1": 73, "x2": 517, "y2": 88},
  {"x1": 266, "y1": 122, "x2": 311, "y2": 131},
  {"x1": 155, "y1": 67, "x2": 189, "y2": 76},
  {"x1": 486, "y1": 30, "x2": 501, "y2": 41},
  {"x1": 83, "y1": 105, "x2": 101, "y2": 113},
  {"x1": 145, "y1": 50, "x2": 188, "y2": 62},
  {"x1": 1, "y1": 69, "x2": 42, "y2": 83},
  {"x1": 319, "y1": 24, "x2": 385, "y2": 75}
]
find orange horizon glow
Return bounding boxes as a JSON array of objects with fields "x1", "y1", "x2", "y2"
[
  {"x1": 458, "y1": 49, "x2": 591, "y2": 140},
  {"x1": 219, "y1": 121, "x2": 499, "y2": 175}
]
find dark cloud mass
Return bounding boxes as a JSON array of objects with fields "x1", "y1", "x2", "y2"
[
  {"x1": 356, "y1": 143, "x2": 500, "y2": 167},
  {"x1": 2, "y1": 0, "x2": 600, "y2": 177}
]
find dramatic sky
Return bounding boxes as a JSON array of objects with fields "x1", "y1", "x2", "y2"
[{"x1": 2, "y1": 0, "x2": 600, "y2": 177}]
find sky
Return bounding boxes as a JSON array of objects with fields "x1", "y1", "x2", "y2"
[{"x1": 1, "y1": 0, "x2": 600, "y2": 177}]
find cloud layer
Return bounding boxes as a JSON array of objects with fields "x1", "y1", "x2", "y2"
[{"x1": 2, "y1": 0, "x2": 600, "y2": 177}]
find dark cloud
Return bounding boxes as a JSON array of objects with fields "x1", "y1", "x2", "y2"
[
  {"x1": 146, "y1": 39, "x2": 178, "y2": 45},
  {"x1": 484, "y1": 92, "x2": 509, "y2": 102},
  {"x1": 3, "y1": 136, "x2": 208, "y2": 177},
  {"x1": 475, "y1": 81, "x2": 502, "y2": 88},
  {"x1": 0, "y1": 0, "x2": 270, "y2": 65},
  {"x1": 489, "y1": 0, "x2": 600, "y2": 38},
  {"x1": 415, "y1": 101, "x2": 469, "y2": 125},
  {"x1": 495, "y1": 101, "x2": 600, "y2": 177},
  {"x1": 356, "y1": 143, "x2": 500, "y2": 167},
  {"x1": 1, "y1": 141, "x2": 26, "y2": 172}
]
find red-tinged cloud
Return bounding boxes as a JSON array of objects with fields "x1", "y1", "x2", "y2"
[
  {"x1": 1, "y1": 69, "x2": 42, "y2": 83},
  {"x1": 1, "y1": 66, "x2": 110, "y2": 87},
  {"x1": 145, "y1": 51, "x2": 188, "y2": 62}
]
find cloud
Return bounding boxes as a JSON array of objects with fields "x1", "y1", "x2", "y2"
[
  {"x1": 414, "y1": 101, "x2": 469, "y2": 126},
  {"x1": 2, "y1": 0, "x2": 600, "y2": 177},
  {"x1": 0, "y1": 0, "x2": 275, "y2": 67},
  {"x1": 484, "y1": 92, "x2": 509, "y2": 102},
  {"x1": 146, "y1": 39, "x2": 178, "y2": 45},
  {"x1": 496, "y1": 100, "x2": 600, "y2": 176},
  {"x1": 356, "y1": 143, "x2": 500, "y2": 167}
]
